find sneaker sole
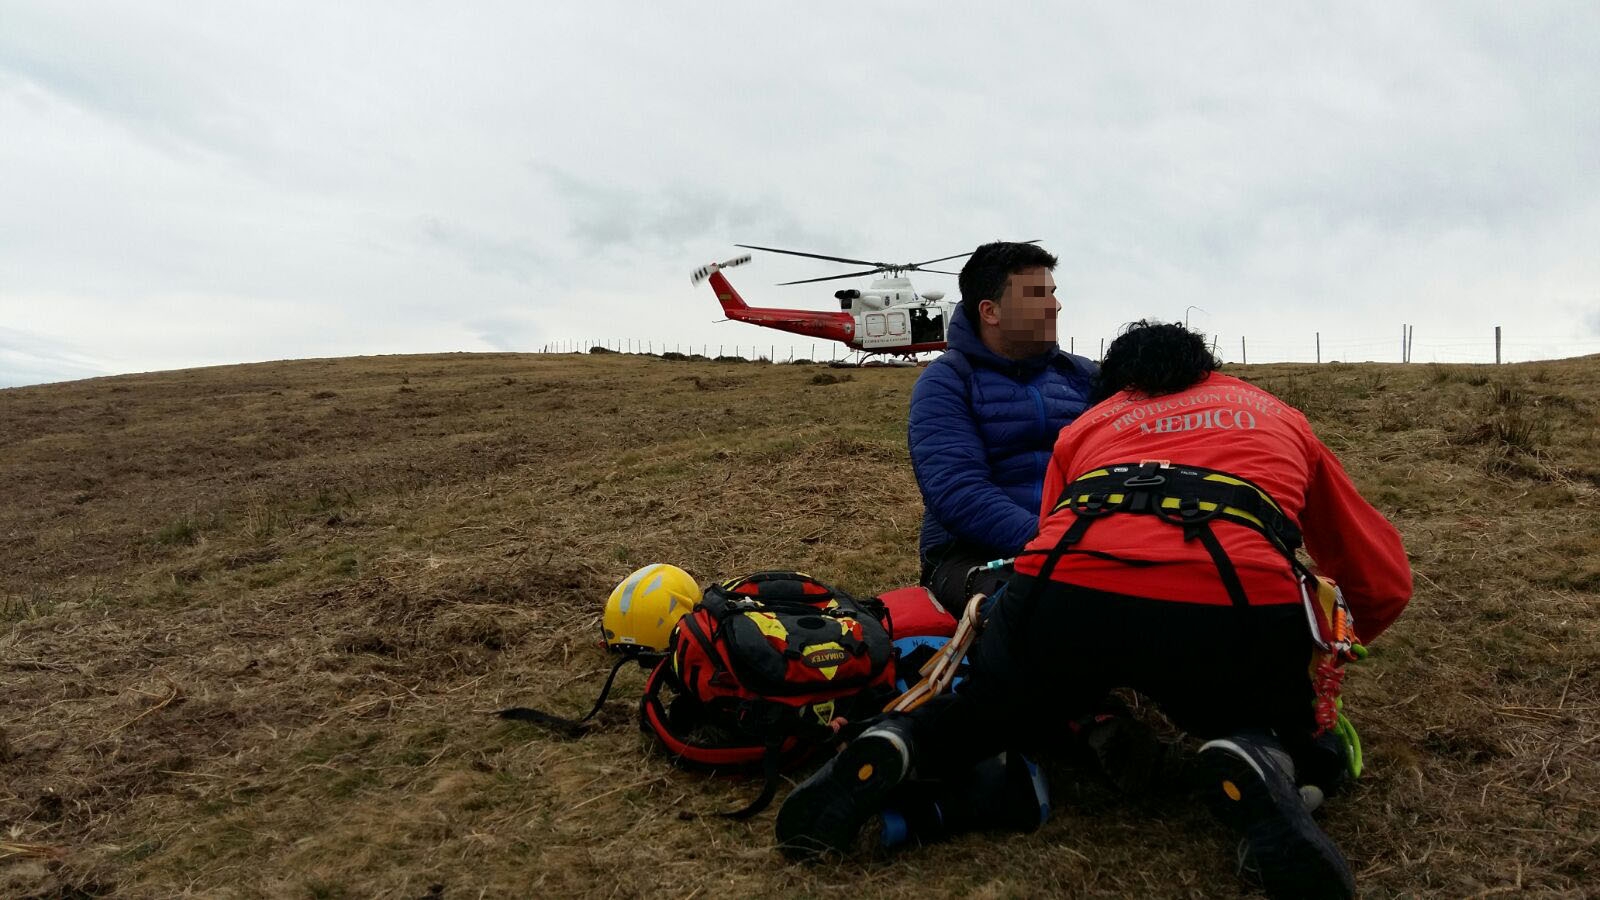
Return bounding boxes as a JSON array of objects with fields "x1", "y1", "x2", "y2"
[
  {"x1": 775, "y1": 731, "x2": 909, "y2": 862},
  {"x1": 1198, "y1": 739, "x2": 1356, "y2": 900}
]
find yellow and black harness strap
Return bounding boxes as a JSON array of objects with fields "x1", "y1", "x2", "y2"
[{"x1": 1023, "y1": 460, "x2": 1310, "y2": 609}]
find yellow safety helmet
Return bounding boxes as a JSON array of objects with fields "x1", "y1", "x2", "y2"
[{"x1": 601, "y1": 563, "x2": 702, "y2": 653}]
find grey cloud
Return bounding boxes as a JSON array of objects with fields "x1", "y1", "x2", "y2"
[
  {"x1": 420, "y1": 218, "x2": 545, "y2": 284},
  {"x1": 0, "y1": 7, "x2": 264, "y2": 166},
  {"x1": 531, "y1": 164, "x2": 843, "y2": 257},
  {"x1": 467, "y1": 315, "x2": 543, "y2": 353},
  {"x1": 4, "y1": 2, "x2": 1599, "y2": 385},
  {"x1": 0, "y1": 327, "x2": 107, "y2": 388}
]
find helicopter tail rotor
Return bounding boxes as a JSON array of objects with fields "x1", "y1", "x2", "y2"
[{"x1": 690, "y1": 254, "x2": 752, "y2": 286}]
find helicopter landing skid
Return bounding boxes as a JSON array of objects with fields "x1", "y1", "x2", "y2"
[{"x1": 831, "y1": 352, "x2": 920, "y2": 368}]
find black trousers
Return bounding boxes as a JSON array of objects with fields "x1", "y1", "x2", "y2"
[
  {"x1": 922, "y1": 541, "x2": 1014, "y2": 615},
  {"x1": 906, "y1": 574, "x2": 1339, "y2": 787}
]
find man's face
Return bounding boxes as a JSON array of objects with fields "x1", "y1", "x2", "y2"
[{"x1": 982, "y1": 266, "x2": 1059, "y2": 356}]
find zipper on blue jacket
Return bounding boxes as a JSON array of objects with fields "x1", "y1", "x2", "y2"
[
  {"x1": 1027, "y1": 383, "x2": 1047, "y2": 437},
  {"x1": 1027, "y1": 383, "x2": 1049, "y2": 474}
]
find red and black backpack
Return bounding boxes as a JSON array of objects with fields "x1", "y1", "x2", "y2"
[{"x1": 640, "y1": 571, "x2": 897, "y2": 817}]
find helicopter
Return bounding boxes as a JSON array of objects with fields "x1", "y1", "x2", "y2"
[{"x1": 690, "y1": 243, "x2": 1014, "y2": 358}]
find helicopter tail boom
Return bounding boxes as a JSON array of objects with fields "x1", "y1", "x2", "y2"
[
  {"x1": 707, "y1": 270, "x2": 749, "y2": 316},
  {"x1": 692, "y1": 255, "x2": 857, "y2": 343}
]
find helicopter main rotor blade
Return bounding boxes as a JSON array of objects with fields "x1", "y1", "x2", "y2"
[
  {"x1": 906, "y1": 239, "x2": 1041, "y2": 269},
  {"x1": 777, "y1": 267, "x2": 887, "y2": 286},
  {"x1": 911, "y1": 268, "x2": 961, "y2": 275},
  {"x1": 736, "y1": 244, "x2": 882, "y2": 268},
  {"x1": 908, "y1": 251, "x2": 975, "y2": 267}
]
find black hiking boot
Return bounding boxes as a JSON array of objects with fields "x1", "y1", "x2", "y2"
[
  {"x1": 775, "y1": 717, "x2": 915, "y2": 861},
  {"x1": 1199, "y1": 734, "x2": 1356, "y2": 900},
  {"x1": 869, "y1": 750, "x2": 1051, "y2": 852}
]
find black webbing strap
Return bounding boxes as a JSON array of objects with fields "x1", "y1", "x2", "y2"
[
  {"x1": 1024, "y1": 461, "x2": 1305, "y2": 609},
  {"x1": 1194, "y1": 521, "x2": 1252, "y2": 609},
  {"x1": 1054, "y1": 463, "x2": 1301, "y2": 554},
  {"x1": 718, "y1": 737, "x2": 786, "y2": 820},
  {"x1": 497, "y1": 654, "x2": 636, "y2": 736}
]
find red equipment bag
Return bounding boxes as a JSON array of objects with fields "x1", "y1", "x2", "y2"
[
  {"x1": 874, "y1": 585, "x2": 959, "y2": 638},
  {"x1": 640, "y1": 571, "x2": 896, "y2": 818}
]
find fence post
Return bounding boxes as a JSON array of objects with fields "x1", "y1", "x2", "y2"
[
  {"x1": 1316, "y1": 332, "x2": 1321, "y2": 364},
  {"x1": 1241, "y1": 336, "x2": 1247, "y2": 365},
  {"x1": 1495, "y1": 326, "x2": 1502, "y2": 364},
  {"x1": 1070, "y1": 337, "x2": 1074, "y2": 354},
  {"x1": 1099, "y1": 338, "x2": 1105, "y2": 360}
]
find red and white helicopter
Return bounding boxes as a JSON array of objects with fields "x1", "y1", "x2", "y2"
[{"x1": 691, "y1": 243, "x2": 992, "y2": 358}]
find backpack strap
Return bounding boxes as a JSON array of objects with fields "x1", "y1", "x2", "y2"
[
  {"x1": 497, "y1": 653, "x2": 644, "y2": 736},
  {"x1": 640, "y1": 659, "x2": 820, "y2": 819},
  {"x1": 640, "y1": 659, "x2": 772, "y2": 768},
  {"x1": 717, "y1": 737, "x2": 787, "y2": 820}
]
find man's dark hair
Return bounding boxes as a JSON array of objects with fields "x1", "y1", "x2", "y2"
[
  {"x1": 958, "y1": 241, "x2": 1059, "y2": 329},
  {"x1": 1091, "y1": 320, "x2": 1220, "y2": 403}
]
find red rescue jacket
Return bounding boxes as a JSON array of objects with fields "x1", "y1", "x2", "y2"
[{"x1": 1013, "y1": 372, "x2": 1411, "y2": 643}]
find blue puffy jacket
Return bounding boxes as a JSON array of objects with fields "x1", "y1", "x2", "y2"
[{"x1": 909, "y1": 312, "x2": 1098, "y2": 563}]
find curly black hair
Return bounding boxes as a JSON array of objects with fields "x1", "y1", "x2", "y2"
[
  {"x1": 958, "y1": 241, "x2": 1059, "y2": 329},
  {"x1": 1091, "y1": 320, "x2": 1219, "y2": 403}
]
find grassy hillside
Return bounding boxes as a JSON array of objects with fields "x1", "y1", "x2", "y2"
[{"x1": 2, "y1": 351, "x2": 1597, "y2": 898}]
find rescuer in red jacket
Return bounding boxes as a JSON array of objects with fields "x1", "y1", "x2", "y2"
[{"x1": 778, "y1": 321, "x2": 1412, "y2": 900}]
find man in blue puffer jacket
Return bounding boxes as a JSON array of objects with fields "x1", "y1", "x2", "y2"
[{"x1": 910, "y1": 241, "x2": 1098, "y2": 612}]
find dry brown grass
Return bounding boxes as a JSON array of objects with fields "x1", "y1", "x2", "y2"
[{"x1": 2, "y1": 351, "x2": 1597, "y2": 898}]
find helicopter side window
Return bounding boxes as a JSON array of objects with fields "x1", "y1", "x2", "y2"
[
  {"x1": 865, "y1": 314, "x2": 886, "y2": 338},
  {"x1": 887, "y1": 311, "x2": 907, "y2": 336},
  {"x1": 910, "y1": 306, "x2": 944, "y2": 344}
]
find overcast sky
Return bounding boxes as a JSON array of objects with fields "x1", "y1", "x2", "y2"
[{"x1": 3, "y1": 2, "x2": 1598, "y2": 387}]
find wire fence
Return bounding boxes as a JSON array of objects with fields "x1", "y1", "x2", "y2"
[
  {"x1": 535, "y1": 339, "x2": 920, "y2": 363},
  {"x1": 540, "y1": 329, "x2": 1600, "y2": 366}
]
